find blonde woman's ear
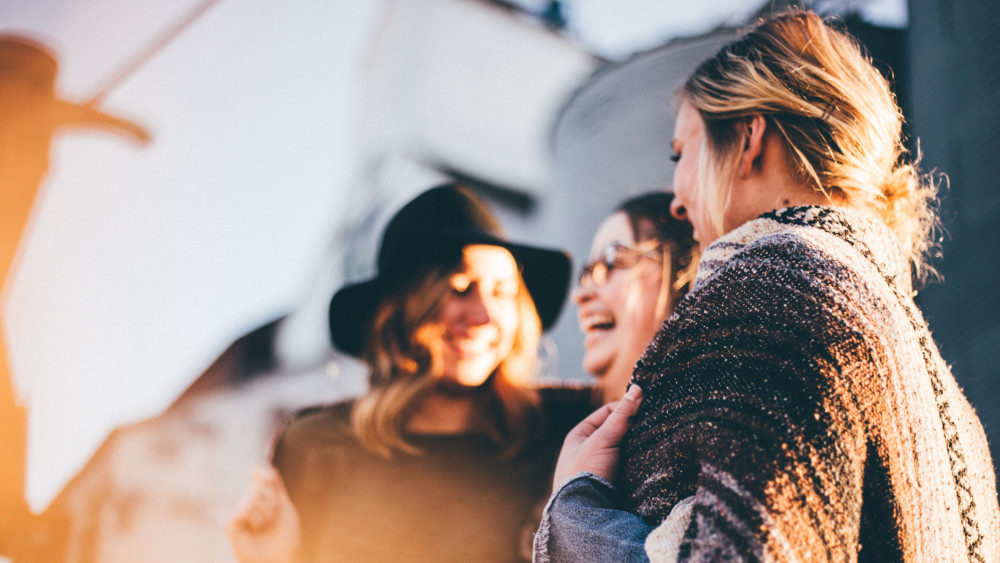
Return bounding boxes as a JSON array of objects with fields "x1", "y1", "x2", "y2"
[{"x1": 739, "y1": 114, "x2": 768, "y2": 177}]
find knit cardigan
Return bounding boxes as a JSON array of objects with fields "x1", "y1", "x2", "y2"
[{"x1": 623, "y1": 206, "x2": 999, "y2": 562}]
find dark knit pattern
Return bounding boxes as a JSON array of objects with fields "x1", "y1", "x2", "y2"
[{"x1": 623, "y1": 206, "x2": 999, "y2": 562}]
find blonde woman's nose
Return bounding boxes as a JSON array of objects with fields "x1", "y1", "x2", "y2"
[{"x1": 670, "y1": 199, "x2": 688, "y2": 221}]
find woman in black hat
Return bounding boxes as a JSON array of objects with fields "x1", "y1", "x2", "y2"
[{"x1": 228, "y1": 184, "x2": 592, "y2": 562}]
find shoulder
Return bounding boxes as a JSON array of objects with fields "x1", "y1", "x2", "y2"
[
  {"x1": 697, "y1": 207, "x2": 879, "y2": 280},
  {"x1": 696, "y1": 206, "x2": 902, "y2": 299},
  {"x1": 637, "y1": 213, "x2": 888, "y2": 389},
  {"x1": 723, "y1": 228, "x2": 841, "y2": 279},
  {"x1": 275, "y1": 400, "x2": 356, "y2": 453},
  {"x1": 662, "y1": 229, "x2": 873, "y2": 355},
  {"x1": 687, "y1": 217, "x2": 874, "y2": 321}
]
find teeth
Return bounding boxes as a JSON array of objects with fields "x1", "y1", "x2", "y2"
[
  {"x1": 451, "y1": 338, "x2": 493, "y2": 354},
  {"x1": 580, "y1": 314, "x2": 615, "y2": 332}
]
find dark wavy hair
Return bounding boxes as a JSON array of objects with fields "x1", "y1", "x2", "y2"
[{"x1": 617, "y1": 191, "x2": 700, "y2": 314}]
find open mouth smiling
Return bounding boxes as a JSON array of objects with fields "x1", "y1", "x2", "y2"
[
  {"x1": 580, "y1": 313, "x2": 615, "y2": 332},
  {"x1": 448, "y1": 337, "x2": 495, "y2": 357}
]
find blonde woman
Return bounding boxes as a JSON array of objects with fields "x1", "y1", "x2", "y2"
[
  {"x1": 229, "y1": 184, "x2": 592, "y2": 562},
  {"x1": 536, "y1": 10, "x2": 1000, "y2": 562}
]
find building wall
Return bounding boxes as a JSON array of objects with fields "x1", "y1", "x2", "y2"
[{"x1": 908, "y1": 0, "x2": 1000, "y2": 469}]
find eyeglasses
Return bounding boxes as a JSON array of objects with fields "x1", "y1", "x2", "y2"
[{"x1": 578, "y1": 240, "x2": 664, "y2": 288}]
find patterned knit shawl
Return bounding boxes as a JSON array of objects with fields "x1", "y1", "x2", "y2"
[{"x1": 623, "y1": 206, "x2": 999, "y2": 562}]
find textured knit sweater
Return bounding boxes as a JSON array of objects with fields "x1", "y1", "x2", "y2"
[{"x1": 623, "y1": 206, "x2": 999, "y2": 562}]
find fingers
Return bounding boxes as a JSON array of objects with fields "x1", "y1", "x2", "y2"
[
  {"x1": 226, "y1": 464, "x2": 303, "y2": 563},
  {"x1": 566, "y1": 401, "x2": 618, "y2": 442},
  {"x1": 551, "y1": 385, "x2": 644, "y2": 487},
  {"x1": 589, "y1": 384, "x2": 642, "y2": 445},
  {"x1": 229, "y1": 465, "x2": 283, "y2": 534},
  {"x1": 608, "y1": 384, "x2": 643, "y2": 423}
]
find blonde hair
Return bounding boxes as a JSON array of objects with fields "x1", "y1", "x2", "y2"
[
  {"x1": 352, "y1": 257, "x2": 543, "y2": 459},
  {"x1": 680, "y1": 9, "x2": 939, "y2": 281}
]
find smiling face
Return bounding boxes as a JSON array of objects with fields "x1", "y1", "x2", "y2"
[
  {"x1": 572, "y1": 212, "x2": 669, "y2": 403},
  {"x1": 434, "y1": 244, "x2": 521, "y2": 388}
]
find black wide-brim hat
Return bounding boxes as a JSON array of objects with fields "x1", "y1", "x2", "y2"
[{"x1": 329, "y1": 184, "x2": 571, "y2": 357}]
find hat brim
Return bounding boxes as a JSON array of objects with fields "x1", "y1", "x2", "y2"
[
  {"x1": 328, "y1": 277, "x2": 392, "y2": 358},
  {"x1": 460, "y1": 232, "x2": 572, "y2": 332},
  {"x1": 47, "y1": 100, "x2": 152, "y2": 144},
  {"x1": 329, "y1": 234, "x2": 571, "y2": 357}
]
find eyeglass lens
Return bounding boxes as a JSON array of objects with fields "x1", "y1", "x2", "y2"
[{"x1": 578, "y1": 242, "x2": 661, "y2": 287}]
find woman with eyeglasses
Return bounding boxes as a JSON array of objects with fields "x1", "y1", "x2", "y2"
[{"x1": 573, "y1": 192, "x2": 698, "y2": 404}]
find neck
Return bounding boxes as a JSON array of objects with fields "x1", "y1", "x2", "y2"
[
  {"x1": 598, "y1": 356, "x2": 640, "y2": 404},
  {"x1": 775, "y1": 185, "x2": 838, "y2": 209},
  {"x1": 724, "y1": 124, "x2": 844, "y2": 236},
  {"x1": 405, "y1": 388, "x2": 480, "y2": 435}
]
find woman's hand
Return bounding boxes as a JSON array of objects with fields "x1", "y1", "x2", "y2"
[
  {"x1": 226, "y1": 464, "x2": 301, "y2": 563},
  {"x1": 552, "y1": 384, "x2": 643, "y2": 489}
]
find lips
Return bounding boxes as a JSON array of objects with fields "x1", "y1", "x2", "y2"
[
  {"x1": 446, "y1": 336, "x2": 496, "y2": 357},
  {"x1": 579, "y1": 313, "x2": 616, "y2": 333}
]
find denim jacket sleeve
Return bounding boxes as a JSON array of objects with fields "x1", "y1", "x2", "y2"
[{"x1": 533, "y1": 472, "x2": 653, "y2": 563}]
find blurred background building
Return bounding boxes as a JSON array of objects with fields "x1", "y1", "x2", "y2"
[
  {"x1": 2, "y1": 0, "x2": 996, "y2": 561},
  {"x1": 907, "y1": 0, "x2": 1000, "y2": 466}
]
